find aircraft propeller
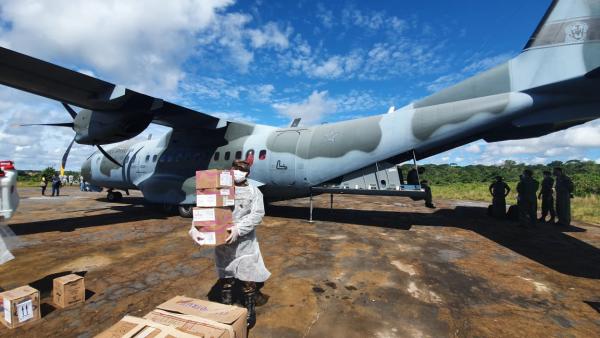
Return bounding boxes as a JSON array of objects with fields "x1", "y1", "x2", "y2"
[{"x1": 21, "y1": 103, "x2": 123, "y2": 173}]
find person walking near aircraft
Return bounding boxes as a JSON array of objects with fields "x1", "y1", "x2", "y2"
[
  {"x1": 216, "y1": 159, "x2": 270, "y2": 329},
  {"x1": 553, "y1": 167, "x2": 574, "y2": 227},
  {"x1": 407, "y1": 167, "x2": 435, "y2": 208},
  {"x1": 538, "y1": 171, "x2": 555, "y2": 223},
  {"x1": 489, "y1": 176, "x2": 510, "y2": 218},
  {"x1": 51, "y1": 173, "x2": 61, "y2": 197},
  {"x1": 40, "y1": 175, "x2": 47, "y2": 195},
  {"x1": 516, "y1": 169, "x2": 539, "y2": 227}
]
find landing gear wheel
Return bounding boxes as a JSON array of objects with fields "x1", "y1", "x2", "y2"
[
  {"x1": 107, "y1": 191, "x2": 116, "y2": 202},
  {"x1": 107, "y1": 191, "x2": 123, "y2": 202},
  {"x1": 178, "y1": 205, "x2": 194, "y2": 218}
]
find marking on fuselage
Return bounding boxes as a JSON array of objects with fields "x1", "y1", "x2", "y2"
[{"x1": 276, "y1": 160, "x2": 288, "y2": 170}]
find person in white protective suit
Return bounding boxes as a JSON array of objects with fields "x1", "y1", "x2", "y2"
[{"x1": 216, "y1": 159, "x2": 270, "y2": 329}]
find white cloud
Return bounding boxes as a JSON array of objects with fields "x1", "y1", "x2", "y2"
[
  {"x1": 341, "y1": 6, "x2": 406, "y2": 32},
  {"x1": 316, "y1": 3, "x2": 334, "y2": 28},
  {"x1": 596, "y1": 158, "x2": 600, "y2": 164},
  {"x1": 465, "y1": 144, "x2": 481, "y2": 153},
  {"x1": 273, "y1": 90, "x2": 337, "y2": 125},
  {"x1": 179, "y1": 77, "x2": 274, "y2": 104},
  {"x1": 0, "y1": 0, "x2": 234, "y2": 97},
  {"x1": 197, "y1": 13, "x2": 291, "y2": 73}
]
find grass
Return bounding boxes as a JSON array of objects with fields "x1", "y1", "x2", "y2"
[{"x1": 434, "y1": 182, "x2": 600, "y2": 225}]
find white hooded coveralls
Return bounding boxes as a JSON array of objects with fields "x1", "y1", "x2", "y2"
[{"x1": 215, "y1": 184, "x2": 270, "y2": 282}]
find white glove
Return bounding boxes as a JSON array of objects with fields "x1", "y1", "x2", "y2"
[
  {"x1": 188, "y1": 226, "x2": 204, "y2": 246},
  {"x1": 225, "y1": 225, "x2": 239, "y2": 244}
]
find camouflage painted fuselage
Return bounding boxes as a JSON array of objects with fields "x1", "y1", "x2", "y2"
[{"x1": 82, "y1": 0, "x2": 600, "y2": 205}]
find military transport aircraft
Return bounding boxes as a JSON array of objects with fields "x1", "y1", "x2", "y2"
[{"x1": 1, "y1": 0, "x2": 599, "y2": 217}]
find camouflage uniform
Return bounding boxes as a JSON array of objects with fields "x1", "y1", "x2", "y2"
[
  {"x1": 517, "y1": 176, "x2": 539, "y2": 227},
  {"x1": 555, "y1": 174, "x2": 574, "y2": 226},
  {"x1": 489, "y1": 180, "x2": 510, "y2": 218},
  {"x1": 539, "y1": 176, "x2": 555, "y2": 222}
]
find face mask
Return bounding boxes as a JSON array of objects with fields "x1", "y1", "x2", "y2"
[{"x1": 233, "y1": 170, "x2": 248, "y2": 183}]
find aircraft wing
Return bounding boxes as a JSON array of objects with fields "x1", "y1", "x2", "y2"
[{"x1": 0, "y1": 46, "x2": 221, "y2": 129}]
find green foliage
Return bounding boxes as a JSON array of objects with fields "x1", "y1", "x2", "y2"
[
  {"x1": 16, "y1": 167, "x2": 80, "y2": 185},
  {"x1": 401, "y1": 160, "x2": 600, "y2": 196}
]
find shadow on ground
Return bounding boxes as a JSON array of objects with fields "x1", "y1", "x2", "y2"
[
  {"x1": 266, "y1": 204, "x2": 600, "y2": 279},
  {"x1": 9, "y1": 198, "x2": 168, "y2": 235}
]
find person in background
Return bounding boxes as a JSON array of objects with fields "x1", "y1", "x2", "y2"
[
  {"x1": 553, "y1": 167, "x2": 574, "y2": 226},
  {"x1": 489, "y1": 176, "x2": 510, "y2": 218},
  {"x1": 40, "y1": 175, "x2": 47, "y2": 195},
  {"x1": 538, "y1": 171, "x2": 555, "y2": 223},
  {"x1": 215, "y1": 160, "x2": 270, "y2": 329},
  {"x1": 79, "y1": 175, "x2": 85, "y2": 191},
  {"x1": 51, "y1": 173, "x2": 61, "y2": 197},
  {"x1": 407, "y1": 167, "x2": 435, "y2": 208},
  {"x1": 516, "y1": 169, "x2": 539, "y2": 228}
]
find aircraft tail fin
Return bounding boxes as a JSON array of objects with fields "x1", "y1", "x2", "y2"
[
  {"x1": 524, "y1": 0, "x2": 600, "y2": 52},
  {"x1": 515, "y1": 0, "x2": 600, "y2": 90}
]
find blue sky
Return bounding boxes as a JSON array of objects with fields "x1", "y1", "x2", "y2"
[{"x1": 0, "y1": 0, "x2": 598, "y2": 170}]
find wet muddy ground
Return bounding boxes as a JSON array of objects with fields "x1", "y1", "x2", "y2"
[{"x1": 1, "y1": 187, "x2": 599, "y2": 337}]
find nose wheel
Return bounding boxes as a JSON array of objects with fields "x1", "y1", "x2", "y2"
[{"x1": 107, "y1": 191, "x2": 123, "y2": 202}]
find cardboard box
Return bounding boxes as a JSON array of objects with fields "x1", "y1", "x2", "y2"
[
  {"x1": 144, "y1": 296, "x2": 247, "y2": 338},
  {"x1": 192, "y1": 207, "x2": 233, "y2": 227},
  {"x1": 196, "y1": 170, "x2": 234, "y2": 189},
  {"x1": 53, "y1": 274, "x2": 85, "y2": 308},
  {"x1": 95, "y1": 315, "x2": 198, "y2": 338},
  {"x1": 0, "y1": 285, "x2": 41, "y2": 329},
  {"x1": 196, "y1": 187, "x2": 235, "y2": 207}
]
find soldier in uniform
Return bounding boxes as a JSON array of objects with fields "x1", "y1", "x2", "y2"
[
  {"x1": 516, "y1": 169, "x2": 539, "y2": 227},
  {"x1": 489, "y1": 176, "x2": 510, "y2": 218},
  {"x1": 407, "y1": 167, "x2": 435, "y2": 208},
  {"x1": 537, "y1": 171, "x2": 555, "y2": 223},
  {"x1": 553, "y1": 167, "x2": 574, "y2": 226}
]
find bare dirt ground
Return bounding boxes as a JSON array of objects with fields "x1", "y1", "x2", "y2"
[{"x1": 1, "y1": 186, "x2": 599, "y2": 337}]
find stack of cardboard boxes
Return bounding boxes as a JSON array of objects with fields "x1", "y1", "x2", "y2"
[
  {"x1": 192, "y1": 170, "x2": 235, "y2": 246},
  {"x1": 96, "y1": 296, "x2": 247, "y2": 338}
]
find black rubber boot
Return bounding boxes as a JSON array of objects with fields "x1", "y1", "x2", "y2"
[
  {"x1": 242, "y1": 281, "x2": 257, "y2": 329},
  {"x1": 220, "y1": 278, "x2": 235, "y2": 305}
]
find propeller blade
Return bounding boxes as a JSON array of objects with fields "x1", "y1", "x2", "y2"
[
  {"x1": 62, "y1": 102, "x2": 77, "y2": 119},
  {"x1": 96, "y1": 145, "x2": 123, "y2": 167},
  {"x1": 20, "y1": 123, "x2": 74, "y2": 127},
  {"x1": 61, "y1": 137, "x2": 76, "y2": 174}
]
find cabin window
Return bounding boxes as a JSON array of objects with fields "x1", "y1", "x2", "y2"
[
  {"x1": 152, "y1": 155, "x2": 158, "y2": 162},
  {"x1": 246, "y1": 149, "x2": 255, "y2": 161},
  {"x1": 259, "y1": 150, "x2": 267, "y2": 160},
  {"x1": 214, "y1": 152, "x2": 220, "y2": 161},
  {"x1": 224, "y1": 151, "x2": 231, "y2": 161},
  {"x1": 145, "y1": 155, "x2": 150, "y2": 162},
  {"x1": 235, "y1": 151, "x2": 242, "y2": 160}
]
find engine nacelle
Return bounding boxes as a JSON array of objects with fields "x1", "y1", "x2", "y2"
[{"x1": 73, "y1": 109, "x2": 153, "y2": 145}]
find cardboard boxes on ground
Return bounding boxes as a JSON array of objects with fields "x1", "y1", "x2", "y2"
[
  {"x1": 192, "y1": 170, "x2": 235, "y2": 246},
  {"x1": 0, "y1": 285, "x2": 41, "y2": 329},
  {"x1": 96, "y1": 296, "x2": 247, "y2": 338},
  {"x1": 95, "y1": 315, "x2": 199, "y2": 338},
  {"x1": 53, "y1": 273, "x2": 85, "y2": 309}
]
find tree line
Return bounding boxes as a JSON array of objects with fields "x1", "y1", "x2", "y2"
[{"x1": 400, "y1": 160, "x2": 600, "y2": 196}]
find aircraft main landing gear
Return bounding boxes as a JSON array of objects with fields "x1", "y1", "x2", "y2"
[{"x1": 107, "y1": 190, "x2": 123, "y2": 202}]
